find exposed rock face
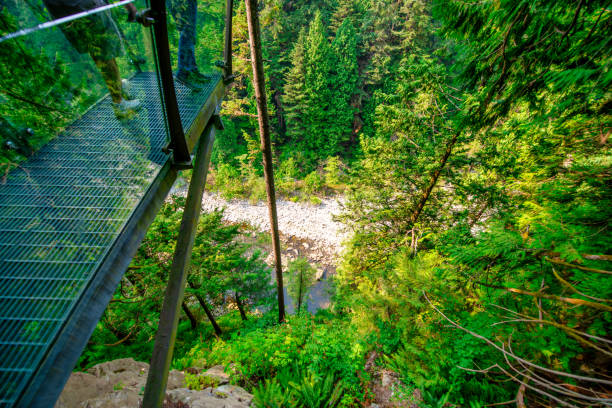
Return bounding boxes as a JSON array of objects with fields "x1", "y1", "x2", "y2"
[
  {"x1": 364, "y1": 353, "x2": 422, "y2": 408},
  {"x1": 202, "y1": 365, "x2": 231, "y2": 386},
  {"x1": 167, "y1": 384, "x2": 253, "y2": 408},
  {"x1": 54, "y1": 359, "x2": 252, "y2": 408}
]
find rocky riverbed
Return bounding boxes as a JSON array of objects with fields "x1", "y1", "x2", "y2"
[
  {"x1": 201, "y1": 192, "x2": 347, "y2": 254},
  {"x1": 170, "y1": 181, "x2": 348, "y2": 264},
  {"x1": 169, "y1": 185, "x2": 349, "y2": 313}
]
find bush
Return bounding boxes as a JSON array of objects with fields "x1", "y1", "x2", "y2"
[
  {"x1": 324, "y1": 156, "x2": 345, "y2": 188},
  {"x1": 214, "y1": 162, "x2": 244, "y2": 199},
  {"x1": 180, "y1": 313, "x2": 367, "y2": 404},
  {"x1": 254, "y1": 370, "x2": 344, "y2": 408},
  {"x1": 247, "y1": 174, "x2": 267, "y2": 204},
  {"x1": 185, "y1": 372, "x2": 219, "y2": 390},
  {"x1": 309, "y1": 196, "x2": 322, "y2": 205},
  {"x1": 303, "y1": 171, "x2": 323, "y2": 195}
]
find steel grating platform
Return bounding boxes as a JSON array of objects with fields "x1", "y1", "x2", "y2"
[{"x1": 0, "y1": 71, "x2": 221, "y2": 407}]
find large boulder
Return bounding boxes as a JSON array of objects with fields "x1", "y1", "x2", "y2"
[
  {"x1": 202, "y1": 365, "x2": 231, "y2": 386},
  {"x1": 166, "y1": 385, "x2": 252, "y2": 408}
]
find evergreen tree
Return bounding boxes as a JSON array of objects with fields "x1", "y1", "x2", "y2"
[
  {"x1": 283, "y1": 28, "x2": 308, "y2": 148},
  {"x1": 330, "y1": 0, "x2": 363, "y2": 34},
  {"x1": 303, "y1": 11, "x2": 334, "y2": 157},
  {"x1": 286, "y1": 257, "x2": 317, "y2": 313},
  {"x1": 330, "y1": 19, "x2": 360, "y2": 148}
]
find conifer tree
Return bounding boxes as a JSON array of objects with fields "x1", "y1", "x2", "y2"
[
  {"x1": 330, "y1": 19, "x2": 360, "y2": 150},
  {"x1": 330, "y1": 0, "x2": 362, "y2": 34},
  {"x1": 283, "y1": 28, "x2": 308, "y2": 148},
  {"x1": 286, "y1": 257, "x2": 316, "y2": 313},
  {"x1": 303, "y1": 11, "x2": 334, "y2": 157}
]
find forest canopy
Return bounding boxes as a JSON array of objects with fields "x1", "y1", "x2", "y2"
[{"x1": 0, "y1": 0, "x2": 610, "y2": 406}]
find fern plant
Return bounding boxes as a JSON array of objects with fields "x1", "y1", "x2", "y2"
[
  {"x1": 290, "y1": 372, "x2": 344, "y2": 408},
  {"x1": 252, "y1": 379, "x2": 291, "y2": 408}
]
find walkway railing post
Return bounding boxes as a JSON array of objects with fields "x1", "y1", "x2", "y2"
[
  {"x1": 244, "y1": 0, "x2": 285, "y2": 323},
  {"x1": 142, "y1": 122, "x2": 216, "y2": 408},
  {"x1": 150, "y1": 0, "x2": 191, "y2": 165}
]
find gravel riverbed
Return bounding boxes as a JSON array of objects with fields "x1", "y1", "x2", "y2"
[
  {"x1": 169, "y1": 184, "x2": 347, "y2": 311},
  {"x1": 170, "y1": 182, "x2": 348, "y2": 259},
  {"x1": 200, "y1": 192, "x2": 347, "y2": 253}
]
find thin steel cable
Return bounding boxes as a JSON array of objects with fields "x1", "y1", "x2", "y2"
[{"x1": 0, "y1": 0, "x2": 135, "y2": 43}]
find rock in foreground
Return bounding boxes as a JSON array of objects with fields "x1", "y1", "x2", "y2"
[{"x1": 54, "y1": 358, "x2": 252, "y2": 408}]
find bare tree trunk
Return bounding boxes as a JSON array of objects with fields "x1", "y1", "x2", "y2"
[
  {"x1": 245, "y1": 0, "x2": 285, "y2": 323},
  {"x1": 296, "y1": 271, "x2": 303, "y2": 313},
  {"x1": 235, "y1": 292, "x2": 248, "y2": 321},
  {"x1": 181, "y1": 301, "x2": 197, "y2": 330},
  {"x1": 188, "y1": 281, "x2": 222, "y2": 336},
  {"x1": 409, "y1": 132, "x2": 459, "y2": 225}
]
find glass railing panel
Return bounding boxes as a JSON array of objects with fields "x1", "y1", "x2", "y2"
[
  {"x1": 164, "y1": 0, "x2": 225, "y2": 136},
  {"x1": 0, "y1": 2, "x2": 171, "y2": 405},
  {"x1": 165, "y1": 0, "x2": 225, "y2": 80}
]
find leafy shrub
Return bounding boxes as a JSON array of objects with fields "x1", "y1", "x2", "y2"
[
  {"x1": 247, "y1": 173, "x2": 267, "y2": 204},
  {"x1": 279, "y1": 156, "x2": 300, "y2": 180},
  {"x1": 185, "y1": 372, "x2": 218, "y2": 390},
  {"x1": 303, "y1": 171, "x2": 323, "y2": 195},
  {"x1": 309, "y1": 196, "x2": 322, "y2": 205},
  {"x1": 214, "y1": 162, "x2": 244, "y2": 199},
  {"x1": 323, "y1": 156, "x2": 345, "y2": 188},
  {"x1": 180, "y1": 313, "x2": 366, "y2": 404}
]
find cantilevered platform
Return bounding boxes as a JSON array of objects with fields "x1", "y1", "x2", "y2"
[{"x1": 0, "y1": 71, "x2": 223, "y2": 408}]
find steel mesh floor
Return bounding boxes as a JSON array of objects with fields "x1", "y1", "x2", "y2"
[{"x1": 0, "y1": 71, "x2": 220, "y2": 407}]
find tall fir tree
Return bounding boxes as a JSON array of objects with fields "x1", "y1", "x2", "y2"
[
  {"x1": 304, "y1": 11, "x2": 334, "y2": 158},
  {"x1": 330, "y1": 0, "x2": 363, "y2": 34},
  {"x1": 283, "y1": 28, "x2": 308, "y2": 149},
  {"x1": 329, "y1": 19, "x2": 360, "y2": 150}
]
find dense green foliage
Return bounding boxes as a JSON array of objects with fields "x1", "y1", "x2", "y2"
[
  {"x1": 79, "y1": 200, "x2": 274, "y2": 367},
  {"x1": 335, "y1": 0, "x2": 612, "y2": 405},
  {"x1": 179, "y1": 312, "x2": 366, "y2": 407},
  {"x1": 2, "y1": 0, "x2": 610, "y2": 406}
]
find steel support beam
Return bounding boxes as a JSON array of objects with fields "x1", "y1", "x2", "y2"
[{"x1": 141, "y1": 121, "x2": 216, "y2": 408}]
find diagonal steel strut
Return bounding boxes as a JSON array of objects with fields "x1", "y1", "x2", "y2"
[{"x1": 142, "y1": 120, "x2": 217, "y2": 408}]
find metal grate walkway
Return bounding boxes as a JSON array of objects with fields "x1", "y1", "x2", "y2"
[{"x1": 0, "y1": 71, "x2": 221, "y2": 407}]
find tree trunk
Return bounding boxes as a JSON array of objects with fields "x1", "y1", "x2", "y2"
[
  {"x1": 245, "y1": 0, "x2": 285, "y2": 323},
  {"x1": 181, "y1": 301, "x2": 197, "y2": 330},
  {"x1": 235, "y1": 292, "x2": 248, "y2": 321},
  {"x1": 296, "y1": 271, "x2": 303, "y2": 313},
  {"x1": 409, "y1": 131, "x2": 459, "y2": 225},
  {"x1": 188, "y1": 281, "x2": 222, "y2": 336}
]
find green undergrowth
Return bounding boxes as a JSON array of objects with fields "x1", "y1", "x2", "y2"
[
  {"x1": 79, "y1": 310, "x2": 247, "y2": 371},
  {"x1": 82, "y1": 308, "x2": 368, "y2": 406},
  {"x1": 176, "y1": 311, "x2": 368, "y2": 407},
  {"x1": 208, "y1": 154, "x2": 349, "y2": 204}
]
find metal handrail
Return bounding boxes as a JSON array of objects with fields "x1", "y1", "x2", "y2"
[{"x1": 0, "y1": 0, "x2": 135, "y2": 43}]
